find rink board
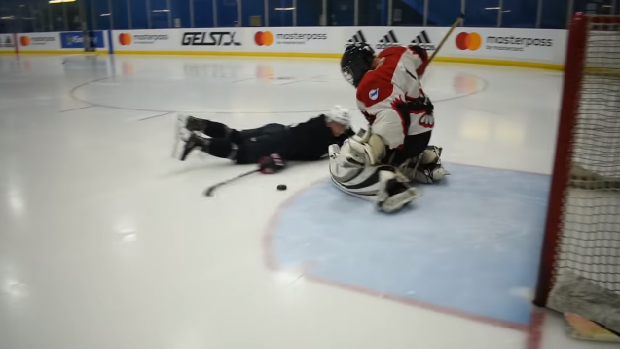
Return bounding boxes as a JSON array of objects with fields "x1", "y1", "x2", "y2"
[
  {"x1": 4, "y1": 27, "x2": 567, "y2": 69},
  {"x1": 268, "y1": 163, "x2": 551, "y2": 327}
]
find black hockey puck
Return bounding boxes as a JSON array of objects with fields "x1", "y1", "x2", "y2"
[{"x1": 277, "y1": 184, "x2": 287, "y2": 191}]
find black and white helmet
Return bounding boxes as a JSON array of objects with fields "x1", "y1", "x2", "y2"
[{"x1": 341, "y1": 43, "x2": 376, "y2": 88}]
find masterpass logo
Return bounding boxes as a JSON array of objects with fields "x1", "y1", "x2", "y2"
[
  {"x1": 455, "y1": 32, "x2": 482, "y2": 51},
  {"x1": 256, "y1": 31, "x2": 328, "y2": 46},
  {"x1": 255, "y1": 31, "x2": 274, "y2": 46},
  {"x1": 19, "y1": 36, "x2": 30, "y2": 46},
  {"x1": 119, "y1": 33, "x2": 131, "y2": 45},
  {"x1": 19, "y1": 35, "x2": 54, "y2": 47}
]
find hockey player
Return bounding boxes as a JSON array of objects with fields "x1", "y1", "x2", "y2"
[
  {"x1": 329, "y1": 43, "x2": 449, "y2": 212},
  {"x1": 176, "y1": 106, "x2": 355, "y2": 165}
]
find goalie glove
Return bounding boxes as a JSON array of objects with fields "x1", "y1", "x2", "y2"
[
  {"x1": 343, "y1": 128, "x2": 386, "y2": 166},
  {"x1": 407, "y1": 94, "x2": 434, "y2": 115}
]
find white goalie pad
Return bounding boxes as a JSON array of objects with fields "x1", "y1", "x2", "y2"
[
  {"x1": 400, "y1": 145, "x2": 450, "y2": 184},
  {"x1": 329, "y1": 144, "x2": 420, "y2": 212}
]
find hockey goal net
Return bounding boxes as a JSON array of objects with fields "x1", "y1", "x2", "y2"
[{"x1": 534, "y1": 13, "x2": 620, "y2": 327}]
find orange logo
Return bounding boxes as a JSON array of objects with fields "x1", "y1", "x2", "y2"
[
  {"x1": 254, "y1": 31, "x2": 274, "y2": 46},
  {"x1": 456, "y1": 32, "x2": 482, "y2": 51},
  {"x1": 19, "y1": 36, "x2": 30, "y2": 46},
  {"x1": 119, "y1": 33, "x2": 131, "y2": 46}
]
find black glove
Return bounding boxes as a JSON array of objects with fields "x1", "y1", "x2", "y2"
[
  {"x1": 258, "y1": 153, "x2": 286, "y2": 174},
  {"x1": 407, "y1": 94, "x2": 434, "y2": 115}
]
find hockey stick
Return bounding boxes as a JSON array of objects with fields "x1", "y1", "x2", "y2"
[
  {"x1": 204, "y1": 168, "x2": 260, "y2": 197},
  {"x1": 428, "y1": 13, "x2": 465, "y2": 64}
]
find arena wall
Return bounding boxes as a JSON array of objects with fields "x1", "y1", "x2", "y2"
[{"x1": 0, "y1": 27, "x2": 567, "y2": 70}]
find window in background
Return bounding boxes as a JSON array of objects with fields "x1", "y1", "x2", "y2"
[
  {"x1": 539, "y1": 0, "x2": 566, "y2": 29},
  {"x1": 193, "y1": 0, "x2": 213, "y2": 28},
  {"x1": 130, "y1": 0, "x2": 149, "y2": 28},
  {"x1": 151, "y1": 0, "x2": 170, "y2": 28},
  {"x1": 574, "y1": 0, "x2": 614, "y2": 14},
  {"x1": 358, "y1": 0, "x2": 382, "y2": 26},
  {"x1": 241, "y1": 0, "x2": 263, "y2": 27},
  {"x1": 18, "y1": 5, "x2": 34, "y2": 32},
  {"x1": 0, "y1": 2, "x2": 11, "y2": 33},
  {"x1": 392, "y1": 0, "x2": 423, "y2": 26},
  {"x1": 51, "y1": 1, "x2": 67, "y2": 30},
  {"x1": 216, "y1": 0, "x2": 238, "y2": 27},
  {"x1": 464, "y1": 0, "x2": 499, "y2": 27},
  {"x1": 171, "y1": 0, "x2": 190, "y2": 27},
  {"x1": 40, "y1": 3, "x2": 52, "y2": 31},
  {"x1": 328, "y1": 0, "x2": 353, "y2": 26},
  {"x1": 501, "y1": 0, "x2": 537, "y2": 28},
  {"x1": 269, "y1": 0, "x2": 293, "y2": 27},
  {"x1": 297, "y1": 0, "x2": 323, "y2": 26},
  {"x1": 427, "y1": 0, "x2": 461, "y2": 26},
  {"x1": 111, "y1": 0, "x2": 128, "y2": 29}
]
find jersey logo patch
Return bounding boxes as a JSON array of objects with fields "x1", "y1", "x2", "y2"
[
  {"x1": 419, "y1": 113, "x2": 434, "y2": 128},
  {"x1": 369, "y1": 88, "x2": 379, "y2": 101}
]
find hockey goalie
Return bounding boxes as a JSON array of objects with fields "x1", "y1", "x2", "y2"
[{"x1": 330, "y1": 42, "x2": 449, "y2": 213}]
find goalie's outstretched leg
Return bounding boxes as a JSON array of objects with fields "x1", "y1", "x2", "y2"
[
  {"x1": 401, "y1": 145, "x2": 450, "y2": 184},
  {"x1": 329, "y1": 143, "x2": 419, "y2": 213}
]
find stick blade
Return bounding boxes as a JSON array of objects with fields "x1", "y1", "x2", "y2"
[{"x1": 204, "y1": 186, "x2": 216, "y2": 197}]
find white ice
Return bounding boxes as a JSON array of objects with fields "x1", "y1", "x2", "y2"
[{"x1": 0, "y1": 55, "x2": 610, "y2": 349}]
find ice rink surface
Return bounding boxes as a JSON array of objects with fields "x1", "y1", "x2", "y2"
[{"x1": 0, "y1": 55, "x2": 612, "y2": 349}]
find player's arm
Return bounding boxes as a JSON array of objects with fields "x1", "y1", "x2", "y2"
[{"x1": 406, "y1": 45, "x2": 429, "y2": 78}]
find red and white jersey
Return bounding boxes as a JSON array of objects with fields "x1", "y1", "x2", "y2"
[{"x1": 356, "y1": 46, "x2": 433, "y2": 150}]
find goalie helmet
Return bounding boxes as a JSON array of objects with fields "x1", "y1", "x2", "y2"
[
  {"x1": 326, "y1": 105, "x2": 351, "y2": 126},
  {"x1": 341, "y1": 43, "x2": 376, "y2": 88}
]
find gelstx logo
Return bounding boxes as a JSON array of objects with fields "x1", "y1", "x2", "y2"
[
  {"x1": 181, "y1": 32, "x2": 240, "y2": 46},
  {"x1": 119, "y1": 33, "x2": 131, "y2": 45},
  {"x1": 455, "y1": 32, "x2": 482, "y2": 51},
  {"x1": 255, "y1": 31, "x2": 274, "y2": 46}
]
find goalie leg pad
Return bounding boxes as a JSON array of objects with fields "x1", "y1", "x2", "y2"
[
  {"x1": 376, "y1": 170, "x2": 420, "y2": 212},
  {"x1": 330, "y1": 144, "x2": 419, "y2": 212},
  {"x1": 401, "y1": 145, "x2": 450, "y2": 184}
]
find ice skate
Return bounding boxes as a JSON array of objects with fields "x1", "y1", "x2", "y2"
[
  {"x1": 173, "y1": 114, "x2": 209, "y2": 158},
  {"x1": 179, "y1": 132, "x2": 210, "y2": 161}
]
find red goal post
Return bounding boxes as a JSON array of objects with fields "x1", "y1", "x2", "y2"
[{"x1": 534, "y1": 13, "x2": 620, "y2": 309}]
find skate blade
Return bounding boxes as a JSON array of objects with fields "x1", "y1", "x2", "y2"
[{"x1": 172, "y1": 114, "x2": 189, "y2": 158}]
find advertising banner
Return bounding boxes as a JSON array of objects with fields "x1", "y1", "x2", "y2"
[
  {"x1": 250, "y1": 27, "x2": 337, "y2": 53},
  {"x1": 59, "y1": 31, "x2": 105, "y2": 49},
  {"x1": 113, "y1": 29, "x2": 247, "y2": 52},
  {"x1": 110, "y1": 27, "x2": 567, "y2": 66},
  {"x1": 18, "y1": 32, "x2": 60, "y2": 51},
  {"x1": 443, "y1": 28, "x2": 567, "y2": 64},
  {"x1": 0, "y1": 34, "x2": 15, "y2": 51}
]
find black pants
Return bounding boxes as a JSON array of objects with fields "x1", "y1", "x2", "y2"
[
  {"x1": 233, "y1": 124, "x2": 292, "y2": 164},
  {"x1": 387, "y1": 131, "x2": 432, "y2": 166}
]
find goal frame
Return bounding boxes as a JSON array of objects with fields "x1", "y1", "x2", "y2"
[{"x1": 534, "y1": 13, "x2": 620, "y2": 307}]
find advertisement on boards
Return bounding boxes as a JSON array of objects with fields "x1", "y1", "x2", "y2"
[
  {"x1": 340, "y1": 27, "x2": 564, "y2": 65},
  {"x1": 59, "y1": 31, "x2": 105, "y2": 49},
  {"x1": 0, "y1": 34, "x2": 14, "y2": 51},
  {"x1": 114, "y1": 29, "x2": 246, "y2": 52},
  {"x1": 252, "y1": 27, "x2": 333, "y2": 53},
  {"x1": 18, "y1": 32, "x2": 60, "y2": 50},
  {"x1": 115, "y1": 29, "x2": 176, "y2": 51},
  {"x1": 447, "y1": 28, "x2": 566, "y2": 64},
  {"x1": 342, "y1": 27, "x2": 446, "y2": 53}
]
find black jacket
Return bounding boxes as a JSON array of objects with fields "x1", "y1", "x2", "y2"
[{"x1": 287, "y1": 114, "x2": 355, "y2": 161}]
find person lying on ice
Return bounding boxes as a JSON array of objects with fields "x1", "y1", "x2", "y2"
[{"x1": 175, "y1": 106, "x2": 355, "y2": 166}]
